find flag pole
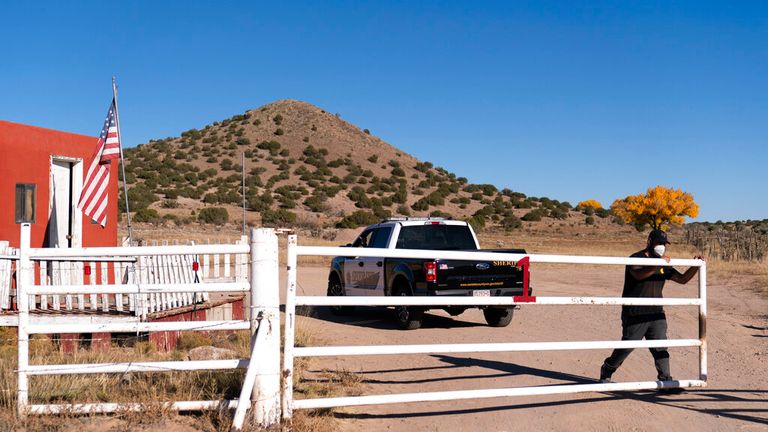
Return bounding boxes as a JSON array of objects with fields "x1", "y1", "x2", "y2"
[{"x1": 112, "y1": 76, "x2": 133, "y2": 244}]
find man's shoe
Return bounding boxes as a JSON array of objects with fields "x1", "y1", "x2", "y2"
[{"x1": 599, "y1": 364, "x2": 613, "y2": 383}]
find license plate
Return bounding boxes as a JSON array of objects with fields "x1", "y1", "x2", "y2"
[{"x1": 473, "y1": 290, "x2": 491, "y2": 297}]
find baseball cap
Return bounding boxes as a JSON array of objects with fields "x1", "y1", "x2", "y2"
[{"x1": 648, "y1": 229, "x2": 671, "y2": 245}]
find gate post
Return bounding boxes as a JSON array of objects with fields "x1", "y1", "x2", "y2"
[
  {"x1": 698, "y1": 263, "x2": 707, "y2": 381},
  {"x1": 249, "y1": 228, "x2": 281, "y2": 426},
  {"x1": 17, "y1": 223, "x2": 32, "y2": 417}
]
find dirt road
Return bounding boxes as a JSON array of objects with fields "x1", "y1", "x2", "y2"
[{"x1": 291, "y1": 264, "x2": 768, "y2": 432}]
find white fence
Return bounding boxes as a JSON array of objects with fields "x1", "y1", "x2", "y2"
[
  {"x1": 9, "y1": 227, "x2": 709, "y2": 428},
  {"x1": 13, "y1": 225, "x2": 282, "y2": 430},
  {"x1": 281, "y1": 235, "x2": 707, "y2": 418},
  {"x1": 1, "y1": 237, "x2": 248, "y2": 318}
]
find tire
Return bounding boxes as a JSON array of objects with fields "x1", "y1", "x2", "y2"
[
  {"x1": 394, "y1": 285, "x2": 423, "y2": 330},
  {"x1": 483, "y1": 307, "x2": 514, "y2": 327},
  {"x1": 327, "y1": 276, "x2": 354, "y2": 315}
]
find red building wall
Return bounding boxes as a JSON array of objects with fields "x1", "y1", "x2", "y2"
[{"x1": 0, "y1": 120, "x2": 118, "y2": 248}]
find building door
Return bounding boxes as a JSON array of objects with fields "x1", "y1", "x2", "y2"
[{"x1": 50, "y1": 160, "x2": 74, "y2": 248}]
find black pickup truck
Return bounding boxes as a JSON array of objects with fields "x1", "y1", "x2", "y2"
[{"x1": 328, "y1": 218, "x2": 531, "y2": 329}]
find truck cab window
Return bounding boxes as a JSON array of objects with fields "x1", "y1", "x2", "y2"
[
  {"x1": 352, "y1": 230, "x2": 374, "y2": 247},
  {"x1": 370, "y1": 227, "x2": 392, "y2": 248}
]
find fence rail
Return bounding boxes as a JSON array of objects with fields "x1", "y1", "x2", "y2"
[{"x1": 282, "y1": 236, "x2": 707, "y2": 419}]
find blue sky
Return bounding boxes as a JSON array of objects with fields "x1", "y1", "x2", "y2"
[{"x1": 1, "y1": 1, "x2": 766, "y2": 222}]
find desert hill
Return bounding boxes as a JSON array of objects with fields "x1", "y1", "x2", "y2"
[{"x1": 121, "y1": 99, "x2": 613, "y2": 230}]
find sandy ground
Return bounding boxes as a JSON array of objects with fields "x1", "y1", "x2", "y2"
[{"x1": 291, "y1": 264, "x2": 768, "y2": 432}]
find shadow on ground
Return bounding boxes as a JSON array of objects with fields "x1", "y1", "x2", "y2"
[{"x1": 318, "y1": 354, "x2": 768, "y2": 426}]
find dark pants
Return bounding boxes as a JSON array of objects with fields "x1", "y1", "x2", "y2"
[{"x1": 602, "y1": 315, "x2": 672, "y2": 380}]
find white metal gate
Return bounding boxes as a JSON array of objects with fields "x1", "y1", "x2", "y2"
[{"x1": 281, "y1": 235, "x2": 707, "y2": 419}]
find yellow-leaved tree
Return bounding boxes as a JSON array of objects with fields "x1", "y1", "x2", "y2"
[
  {"x1": 611, "y1": 186, "x2": 699, "y2": 230},
  {"x1": 577, "y1": 199, "x2": 603, "y2": 210}
]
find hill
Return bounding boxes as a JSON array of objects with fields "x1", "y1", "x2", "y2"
[{"x1": 121, "y1": 99, "x2": 613, "y2": 231}]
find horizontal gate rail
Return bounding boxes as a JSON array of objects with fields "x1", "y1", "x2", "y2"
[
  {"x1": 282, "y1": 237, "x2": 707, "y2": 420},
  {"x1": 293, "y1": 380, "x2": 708, "y2": 410},
  {"x1": 292, "y1": 245, "x2": 703, "y2": 266},
  {"x1": 295, "y1": 296, "x2": 703, "y2": 306},
  {"x1": 294, "y1": 339, "x2": 702, "y2": 357}
]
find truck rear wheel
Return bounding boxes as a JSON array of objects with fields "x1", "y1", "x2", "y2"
[
  {"x1": 483, "y1": 307, "x2": 514, "y2": 327},
  {"x1": 394, "y1": 286, "x2": 423, "y2": 330},
  {"x1": 327, "y1": 277, "x2": 354, "y2": 315}
]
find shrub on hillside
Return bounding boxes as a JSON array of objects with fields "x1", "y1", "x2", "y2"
[
  {"x1": 429, "y1": 210, "x2": 452, "y2": 219},
  {"x1": 336, "y1": 210, "x2": 379, "y2": 228},
  {"x1": 248, "y1": 192, "x2": 274, "y2": 212},
  {"x1": 220, "y1": 159, "x2": 233, "y2": 170},
  {"x1": 125, "y1": 185, "x2": 159, "y2": 211},
  {"x1": 134, "y1": 208, "x2": 160, "y2": 224},
  {"x1": 522, "y1": 209, "x2": 546, "y2": 222},
  {"x1": 391, "y1": 167, "x2": 405, "y2": 177},
  {"x1": 198, "y1": 207, "x2": 229, "y2": 225},
  {"x1": 467, "y1": 215, "x2": 486, "y2": 232},
  {"x1": 549, "y1": 207, "x2": 569, "y2": 220},
  {"x1": 414, "y1": 162, "x2": 432, "y2": 173},
  {"x1": 501, "y1": 215, "x2": 522, "y2": 231},
  {"x1": 261, "y1": 209, "x2": 297, "y2": 226},
  {"x1": 274, "y1": 128, "x2": 284, "y2": 136},
  {"x1": 161, "y1": 199, "x2": 179, "y2": 209},
  {"x1": 595, "y1": 207, "x2": 612, "y2": 219},
  {"x1": 257, "y1": 140, "x2": 282, "y2": 156},
  {"x1": 304, "y1": 194, "x2": 329, "y2": 213}
]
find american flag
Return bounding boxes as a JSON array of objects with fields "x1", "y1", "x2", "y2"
[{"x1": 78, "y1": 98, "x2": 121, "y2": 227}]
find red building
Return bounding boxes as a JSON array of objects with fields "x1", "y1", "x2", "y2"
[{"x1": 0, "y1": 120, "x2": 118, "y2": 248}]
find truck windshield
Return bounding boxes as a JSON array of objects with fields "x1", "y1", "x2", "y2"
[{"x1": 395, "y1": 225, "x2": 478, "y2": 250}]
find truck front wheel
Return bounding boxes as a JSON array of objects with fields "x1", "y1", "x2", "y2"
[
  {"x1": 483, "y1": 307, "x2": 514, "y2": 327},
  {"x1": 327, "y1": 276, "x2": 354, "y2": 315},
  {"x1": 393, "y1": 286, "x2": 423, "y2": 330}
]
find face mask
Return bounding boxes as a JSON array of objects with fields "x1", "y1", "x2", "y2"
[{"x1": 653, "y1": 245, "x2": 666, "y2": 257}]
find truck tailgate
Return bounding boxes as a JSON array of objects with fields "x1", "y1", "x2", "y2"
[{"x1": 436, "y1": 259, "x2": 525, "y2": 291}]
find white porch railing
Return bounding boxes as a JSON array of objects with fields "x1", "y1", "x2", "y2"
[
  {"x1": 14, "y1": 225, "x2": 282, "y2": 430},
  {"x1": 1, "y1": 237, "x2": 249, "y2": 318},
  {"x1": 281, "y1": 236, "x2": 707, "y2": 419}
]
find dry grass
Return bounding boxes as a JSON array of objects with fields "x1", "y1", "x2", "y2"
[{"x1": 0, "y1": 327, "x2": 333, "y2": 432}]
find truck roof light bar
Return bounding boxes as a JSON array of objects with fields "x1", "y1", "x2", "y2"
[{"x1": 381, "y1": 217, "x2": 448, "y2": 222}]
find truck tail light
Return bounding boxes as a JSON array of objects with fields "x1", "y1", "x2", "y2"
[{"x1": 424, "y1": 261, "x2": 437, "y2": 283}]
